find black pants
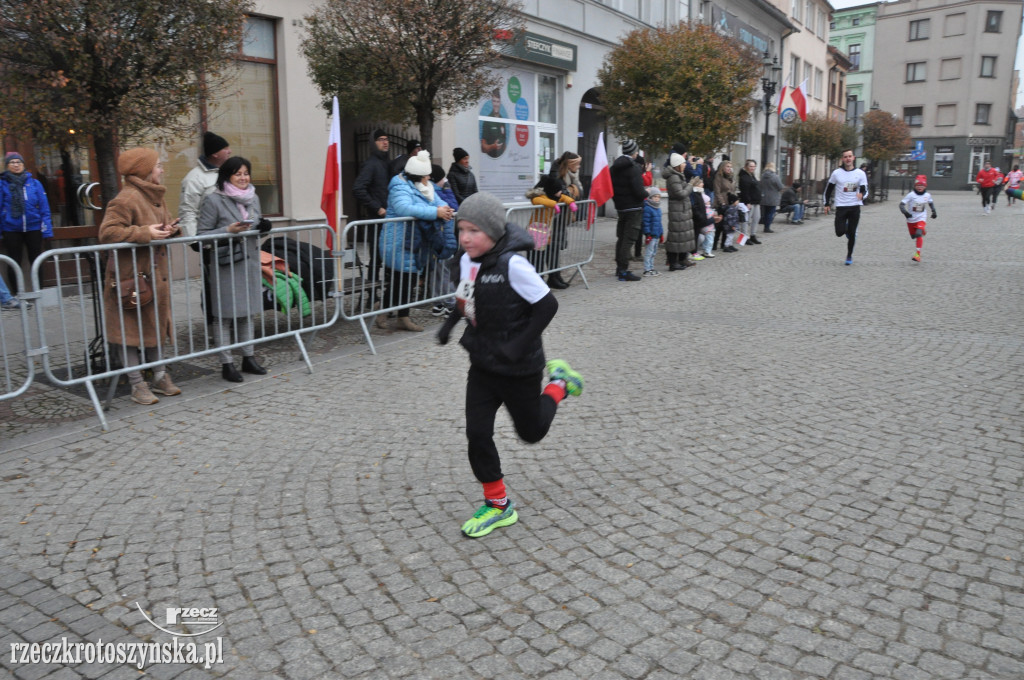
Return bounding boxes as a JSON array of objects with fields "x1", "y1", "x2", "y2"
[
  {"x1": 614, "y1": 210, "x2": 643, "y2": 273},
  {"x1": 465, "y1": 365, "x2": 557, "y2": 484},
  {"x1": 981, "y1": 186, "x2": 998, "y2": 208},
  {"x1": 2, "y1": 230, "x2": 44, "y2": 294},
  {"x1": 834, "y1": 206, "x2": 861, "y2": 257}
]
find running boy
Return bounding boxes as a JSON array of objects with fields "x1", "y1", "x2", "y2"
[
  {"x1": 436, "y1": 192, "x2": 584, "y2": 538},
  {"x1": 899, "y1": 175, "x2": 937, "y2": 263},
  {"x1": 824, "y1": 149, "x2": 869, "y2": 265}
]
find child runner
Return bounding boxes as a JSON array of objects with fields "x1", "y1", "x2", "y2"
[
  {"x1": 1004, "y1": 165, "x2": 1023, "y2": 206},
  {"x1": 437, "y1": 192, "x2": 584, "y2": 539},
  {"x1": 824, "y1": 149, "x2": 869, "y2": 265},
  {"x1": 899, "y1": 175, "x2": 937, "y2": 263},
  {"x1": 641, "y1": 187, "x2": 664, "y2": 276}
]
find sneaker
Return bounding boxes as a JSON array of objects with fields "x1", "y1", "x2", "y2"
[
  {"x1": 691, "y1": 253, "x2": 705, "y2": 261},
  {"x1": 1, "y1": 299, "x2": 21, "y2": 310},
  {"x1": 462, "y1": 499, "x2": 518, "y2": 538},
  {"x1": 547, "y1": 359, "x2": 584, "y2": 396},
  {"x1": 617, "y1": 271, "x2": 641, "y2": 281},
  {"x1": 151, "y1": 373, "x2": 182, "y2": 396},
  {"x1": 845, "y1": 257, "x2": 853, "y2": 266},
  {"x1": 703, "y1": 252, "x2": 715, "y2": 258},
  {"x1": 723, "y1": 246, "x2": 738, "y2": 252},
  {"x1": 642, "y1": 270, "x2": 656, "y2": 276},
  {"x1": 131, "y1": 382, "x2": 159, "y2": 405},
  {"x1": 430, "y1": 304, "x2": 448, "y2": 317},
  {"x1": 912, "y1": 253, "x2": 921, "y2": 262}
]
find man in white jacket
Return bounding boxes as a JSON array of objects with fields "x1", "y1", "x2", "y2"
[{"x1": 178, "y1": 131, "x2": 232, "y2": 237}]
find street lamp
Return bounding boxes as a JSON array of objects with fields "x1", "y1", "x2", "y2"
[{"x1": 760, "y1": 51, "x2": 783, "y2": 170}]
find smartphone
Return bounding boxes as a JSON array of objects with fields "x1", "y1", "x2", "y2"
[{"x1": 239, "y1": 219, "x2": 254, "y2": 225}]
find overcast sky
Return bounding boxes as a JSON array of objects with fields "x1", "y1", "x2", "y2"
[{"x1": 827, "y1": 0, "x2": 1024, "y2": 107}]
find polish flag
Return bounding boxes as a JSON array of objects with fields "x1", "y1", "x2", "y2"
[
  {"x1": 587, "y1": 131, "x2": 613, "y2": 229},
  {"x1": 776, "y1": 83, "x2": 788, "y2": 115},
  {"x1": 735, "y1": 232, "x2": 748, "y2": 246},
  {"x1": 791, "y1": 79, "x2": 809, "y2": 122},
  {"x1": 320, "y1": 96, "x2": 341, "y2": 250}
]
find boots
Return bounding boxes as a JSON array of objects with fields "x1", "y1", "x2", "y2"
[
  {"x1": 222, "y1": 363, "x2": 244, "y2": 383},
  {"x1": 548, "y1": 272, "x2": 569, "y2": 289},
  {"x1": 398, "y1": 316, "x2": 423, "y2": 332},
  {"x1": 131, "y1": 381, "x2": 159, "y2": 405},
  {"x1": 241, "y1": 356, "x2": 267, "y2": 375},
  {"x1": 375, "y1": 314, "x2": 389, "y2": 330}
]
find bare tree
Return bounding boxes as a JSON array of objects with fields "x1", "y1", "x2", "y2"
[
  {"x1": 0, "y1": 0, "x2": 252, "y2": 200},
  {"x1": 301, "y1": 0, "x2": 523, "y2": 154}
]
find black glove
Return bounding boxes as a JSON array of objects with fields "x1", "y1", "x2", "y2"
[
  {"x1": 257, "y1": 218, "x2": 272, "y2": 235},
  {"x1": 436, "y1": 311, "x2": 461, "y2": 345},
  {"x1": 931, "y1": 210, "x2": 937, "y2": 219}
]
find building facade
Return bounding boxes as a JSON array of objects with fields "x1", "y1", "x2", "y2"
[
  {"x1": 829, "y1": 2, "x2": 878, "y2": 147},
  {"x1": 872, "y1": 0, "x2": 1023, "y2": 189}
]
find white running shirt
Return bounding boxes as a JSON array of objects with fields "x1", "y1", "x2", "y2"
[
  {"x1": 900, "y1": 190, "x2": 933, "y2": 225},
  {"x1": 825, "y1": 167, "x2": 869, "y2": 208}
]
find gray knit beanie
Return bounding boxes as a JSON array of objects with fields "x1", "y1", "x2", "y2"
[{"x1": 456, "y1": 192, "x2": 506, "y2": 243}]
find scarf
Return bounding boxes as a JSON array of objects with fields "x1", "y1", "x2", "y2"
[
  {"x1": 220, "y1": 182, "x2": 256, "y2": 220},
  {"x1": 414, "y1": 179, "x2": 435, "y2": 204},
  {"x1": 124, "y1": 175, "x2": 167, "y2": 208},
  {"x1": 560, "y1": 167, "x2": 583, "y2": 198},
  {"x1": 2, "y1": 171, "x2": 28, "y2": 219}
]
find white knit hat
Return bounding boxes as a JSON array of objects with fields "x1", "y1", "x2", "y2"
[
  {"x1": 669, "y1": 153, "x2": 686, "y2": 169},
  {"x1": 404, "y1": 150, "x2": 432, "y2": 177}
]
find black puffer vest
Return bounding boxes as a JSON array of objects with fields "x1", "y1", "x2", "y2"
[{"x1": 459, "y1": 224, "x2": 545, "y2": 376}]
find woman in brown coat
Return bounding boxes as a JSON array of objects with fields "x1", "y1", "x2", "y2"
[{"x1": 99, "y1": 148, "x2": 181, "y2": 405}]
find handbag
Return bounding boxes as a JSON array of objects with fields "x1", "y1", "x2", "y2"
[
  {"x1": 216, "y1": 240, "x2": 246, "y2": 266},
  {"x1": 107, "y1": 253, "x2": 153, "y2": 311},
  {"x1": 527, "y1": 222, "x2": 550, "y2": 250}
]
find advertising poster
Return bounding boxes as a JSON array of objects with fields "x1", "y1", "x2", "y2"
[{"x1": 478, "y1": 69, "x2": 536, "y2": 202}]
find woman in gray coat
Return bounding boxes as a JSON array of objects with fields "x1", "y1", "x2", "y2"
[
  {"x1": 759, "y1": 162, "x2": 784, "y2": 233},
  {"x1": 197, "y1": 156, "x2": 271, "y2": 382},
  {"x1": 663, "y1": 153, "x2": 696, "y2": 271}
]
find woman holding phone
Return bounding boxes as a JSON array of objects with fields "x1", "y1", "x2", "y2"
[
  {"x1": 197, "y1": 156, "x2": 271, "y2": 382},
  {"x1": 98, "y1": 148, "x2": 181, "y2": 405}
]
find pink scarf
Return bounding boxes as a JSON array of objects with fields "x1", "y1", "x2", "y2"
[{"x1": 220, "y1": 182, "x2": 256, "y2": 220}]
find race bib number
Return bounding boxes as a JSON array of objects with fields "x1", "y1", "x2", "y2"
[{"x1": 842, "y1": 182, "x2": 859, "y2": 192}]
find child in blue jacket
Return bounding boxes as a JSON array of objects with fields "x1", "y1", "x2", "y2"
[{"x1": 641, "y1": 188, "x2": 664, "y2": 276}]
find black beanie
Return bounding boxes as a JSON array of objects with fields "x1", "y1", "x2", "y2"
[
  {"x1": 373, "y1": 129, "x2": 387, "y2": 140},
  {"x1": 453, "y1": 147, "x2": 469, "y2": 162},
  {"x1": 203, "y1": 131, "x2": 229, "y2": 157}
]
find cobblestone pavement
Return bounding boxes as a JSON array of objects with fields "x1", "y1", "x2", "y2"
[{"x1": 1, "y1": 191, "x2": 1022, "y2": 679}]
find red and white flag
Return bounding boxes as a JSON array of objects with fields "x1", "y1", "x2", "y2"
[
  {"x1": 320, "y1": 96, "x2": 341, "y2": 250},
  {"x1": 587, "y1": 132, "x2": 613, "y2": 229},
  {"x1": 735, "y1": 232, "x2": 748, "y2": 246},
  {"x1": 791, "y1": 79, "x2": 809, "y2": 122},
  {"x1": 776, "y1": 83, "x2": 788, "y2": 115}
]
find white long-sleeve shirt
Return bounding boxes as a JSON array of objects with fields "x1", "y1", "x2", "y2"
[{"x1": 824, "y1": 167, "x2": 869, "y2": 208}]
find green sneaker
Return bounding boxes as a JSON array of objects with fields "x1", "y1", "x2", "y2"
[
  {"x1": 461, "y1": 499, "x2": 518, "y2": 538},
  {"x1": 546, "y1": 359, "x2": 584, "y2": 397}
]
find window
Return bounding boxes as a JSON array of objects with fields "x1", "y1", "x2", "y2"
[
  {"x1": 852, "y1": 17, "x2": 861, "y2": 26},
  {"x1": 203, "y1": 16, "x2": 282, "y2": 214},
  {"x1": 909, "y1": 19, "x2": 930, "y2": 40},
  {"x1": 985, "y1": 11, "x2": 1002, "y2": 33},
  {"x1": 818, "y1": 10, "x2": 826, "y2": 37},
  {"x1": 806, "y1": 2, "x2": 814, "y2": 29},
  {"x1": 904, "y1": 106, "x2": 923, "y2": 126},
  {"x1": 980, "y1": 56, "x2": 997, "y2": 78},
  {"x1": 792, "y1": 0, "x2": 801, "y2": 22},
  {"x1": 936, "y1": 104, "x2": 956, "y2": 126},
  {"x1": 814, "y1": 68, "x2": 823, "y2": 100},
  {"x1": 849, "y1": 44, "x2": 861, "y2": 71},
  {"x1": 944, "y1": 12, "x2": 966, "y2": 36},
  {"x1": 830, "y1": 21, "x2": 835, "y2": 30},
  {"x1": 538, "y1": 75, "x2": 557, "y2": 124},
  {"x1": 906, "y1": 62, "x2": 927, "y2": 83},
  {"x1": 940, "y1": 58, "x2": 961, "y2": 80},
  {"x1": 975, "y1": 103, "x2": 991, "y2": 125},
  {"x1": 790, "y1": 56, "x2": 801, "y2": 87},
  {"x1": 934, "y1": 146, "x2": 954, "y2": 176}
]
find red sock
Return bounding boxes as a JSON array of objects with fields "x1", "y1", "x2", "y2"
[
  {"x1": 543, "y1": 380, "x2": 566, "y2": 404},
  {"x1": 915, "y1": 237, "x2": 923, "y2": 250},
  {"x1": 482, "y1": 479, "x2": 506, "y2": 505}
]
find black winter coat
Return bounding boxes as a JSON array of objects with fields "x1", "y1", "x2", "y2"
[
  {"x1": 352, "y1": 149, "x2": 391, "y2": 216},
  {"x1": 738, "y1": 169, "x2": 762, "y2": 205},
  {"x1": 448, "y1": 163, "x2": 479, "y2": 205},
  {"x1": 610, "y1": 156, "x2": 647, "y2": 211}
]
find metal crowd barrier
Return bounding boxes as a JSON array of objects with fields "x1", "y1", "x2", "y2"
[
  {"x1": 0, "y1": 253, "x2": 35, "y2": 402},
  {"x1": 27, "y1": 225, "x2": 338, "y2": 430},
  {"x1": 504, "y1": 199, "x2": 596, "y2": 286},
  {"x1": 336, "y1": 200, "x2": 596, "y2": 355}
]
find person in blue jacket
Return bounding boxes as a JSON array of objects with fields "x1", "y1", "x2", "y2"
[
  {"x1": 1, "y1": 152, "x2": 53, "y2": 294},
  {"x1": 377, "y1": 150, "x2": 456, "y2": 332}
]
